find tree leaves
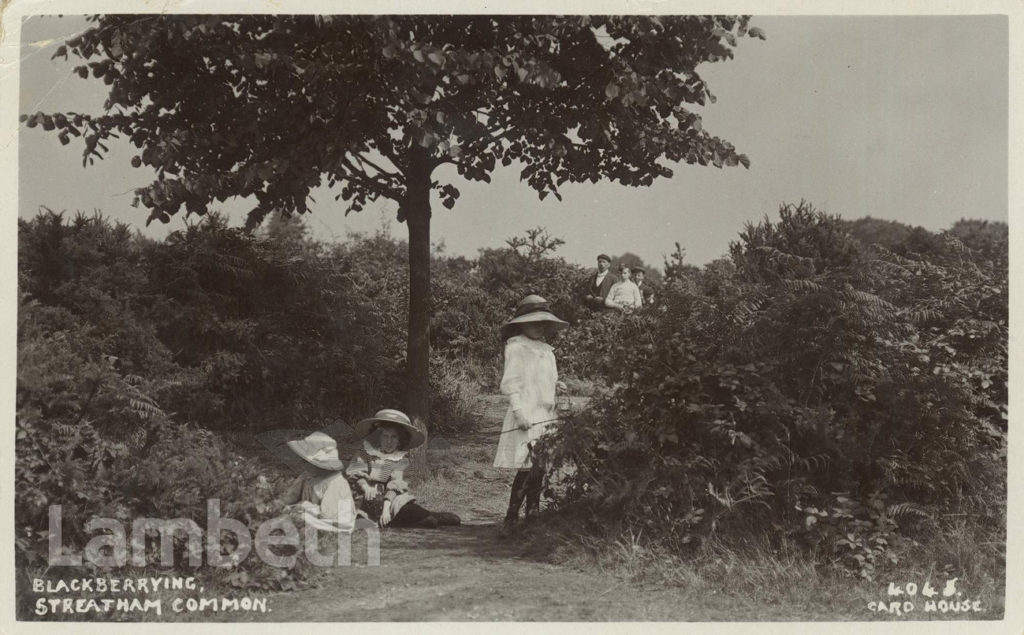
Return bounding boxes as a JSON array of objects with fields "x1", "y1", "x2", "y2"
[
  {"x1": 437, "y1": 183, "x2": 461, "y2": 209},
  {"x1": 27, "y1": 14, "x2": 759, "y2": 221},
  {"x1": 419, "y1": 130, "x2": 438, "y2": 148}
]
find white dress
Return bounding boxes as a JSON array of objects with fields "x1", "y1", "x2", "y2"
[{"x1": 493, "y1": 334, "x2": 559, "y2": 469}]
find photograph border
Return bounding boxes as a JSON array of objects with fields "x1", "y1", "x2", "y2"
[{"x1": 2, "y1": 1, "x2": 1020, "y2": 632}]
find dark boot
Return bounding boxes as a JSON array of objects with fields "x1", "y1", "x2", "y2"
[
  {"x1": 523, "y1": 467, "x2": 544, "y2": 517},
  {"x1": 433, "y1": 512, "x2": 461, "y2": 526},
  {"x1": 416, "y1": 515, "x2": 440, "y2": 528},
  {"x1": 499, "y1": 470, "x2": 531, "y2": 538}
]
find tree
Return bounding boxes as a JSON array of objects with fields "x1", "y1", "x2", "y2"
[
  {"x1": 25, "y1": 14, "x2": 762, "y2": 435},
  {"x1": 610, "y1": 251, "x2": 663, "y2": 284},
  {"x1": 663, "y1": 242, "x2": 699, "y2": 283}
]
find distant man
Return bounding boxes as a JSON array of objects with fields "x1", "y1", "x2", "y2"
[
  {"x1": 633, "y1": 267, "x2": 654, "y2": 306},
  {"x1": 583, "y1": 254, "x2": 618, "y2": 311}
]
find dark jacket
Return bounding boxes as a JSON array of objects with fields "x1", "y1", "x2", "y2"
[
  {"x1": 583, "y1": 271, "x2": 618, "y2": 310},
  {"x1": 636, "y1": 281, "x2": 654, "y2": 306}
]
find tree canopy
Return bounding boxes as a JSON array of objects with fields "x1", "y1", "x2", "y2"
[
  {"x1": 25, "y1": 14, "x2": 763, "y2": 429},
  {"x1": 29, "y1": 15, "x2": 759, "y2": 223}
]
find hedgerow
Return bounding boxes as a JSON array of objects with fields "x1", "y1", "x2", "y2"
[{"x1": 538, "y1": 202, "x2": 1006, "y2": 580}]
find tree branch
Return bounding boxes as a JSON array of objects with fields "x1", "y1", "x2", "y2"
[
  {"x1": 338, "y1": 156, "x2": 403, "y2": 201},
  {"x1": 374, "y1": 136, "x2": 407, "y2": 173},
  {"x1": 460, "y1": 124, "x2": 518, "y2": 153},
  {"x1": 353, "y1": 151, "x2": 400, "y2": 178}
]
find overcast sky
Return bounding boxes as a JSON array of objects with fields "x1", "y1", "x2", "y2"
[{"x1": 18, "y1": 14, "x2": 1008, "y2": 268}]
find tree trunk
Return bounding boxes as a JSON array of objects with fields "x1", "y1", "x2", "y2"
[{"x1": 401, "y1": 151, "x2": 433, "y2": 470}]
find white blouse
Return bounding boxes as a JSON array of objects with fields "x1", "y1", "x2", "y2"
[{"x1": 605, "y1": 280, "x2": 643, "y2": 309}]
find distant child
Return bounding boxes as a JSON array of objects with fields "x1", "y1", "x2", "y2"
[
  {"x1": 604, "y1": 265, "x2": 643, "y2": 311},
  {"x1": 494, "y1": 295, "x2": 568, "y2": 536},
  {"x1": 633, "y1": 267, "x2": 654, "y2": 306}
]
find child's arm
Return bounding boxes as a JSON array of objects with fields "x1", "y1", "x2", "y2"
[
  {"x1": 345, "y1": 454, "x2": 376, "y2": 499},
  {"x1": 346, "y1": 454, "x2": 369, "y2": 479},
  {"x1": 273, "y1": 476, "x2": 305, "y2": 507},
  {"x1": 385, "y1": 457, "x2": 411, "y2": 494},
  {"x1": 385, "y1": 471, "x2": 409, "y2": 494},
  {"x1": 500, "y1": 340, "x2": 529, "y2": 429}
]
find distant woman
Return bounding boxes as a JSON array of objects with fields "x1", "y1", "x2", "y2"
[
  {"x1": 604, "y1": 265, "x2": 643, "y2": 311},
  {"x1": 494, "y1": 294, "x2": 568, "y2": 537}
]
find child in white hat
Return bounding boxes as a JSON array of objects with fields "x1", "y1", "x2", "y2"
[
  {"x1": 495, "y1": 295, "x2": 568, "y2": 536},
  {"x1": 274, "y1": 431, "x2": 357, "y2": 532}
]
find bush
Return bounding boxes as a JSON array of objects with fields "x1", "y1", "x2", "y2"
[
  {"x1": 16, "y1": 417, "x2": 315, "y2": 617},
  {"x1": 16, "y1": 287, "x2": 314, "y2": 602},
  {"x1": 141, "y1": 215, "x2": 406, "y2": 429},
  {"x1": 14, "y1": 211, "x2": 404, "y2": 614},
  {"x1": 538, "y1": 202, "x2": 1006, "y2": 580}
]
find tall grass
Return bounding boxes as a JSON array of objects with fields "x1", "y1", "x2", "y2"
[
  {"x1": 516, "y1": 505, "x2": 1005, "y2": 621},
  {"x1": 429, "y1": 356, "x2": 485, "y2": 435}
]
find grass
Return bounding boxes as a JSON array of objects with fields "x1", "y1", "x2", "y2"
[
  {"x1": 408, "y1": 426, "x2": 512, "y2": 525},
  {"x1": 430, "y1": 356, "x2": 487, "y2": 434},
  {"x1": 506, "y1": 505, "x2": 1006, "y2": 621}
]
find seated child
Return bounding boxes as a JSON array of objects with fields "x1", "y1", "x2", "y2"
[
  {"x1": 346, "y1": 409, "x2": 460, "y2": 528},
  {"x1": 274, "y1": 431, "x2": 357, "y2": 532}
]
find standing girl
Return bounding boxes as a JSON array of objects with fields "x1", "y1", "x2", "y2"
[{"x1": 494, "y1": 294, "x2": 568, "y2": 536}]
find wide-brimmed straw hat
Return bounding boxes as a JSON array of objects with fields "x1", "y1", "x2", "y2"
[
  {"x1": 500, "y1": 294, "x2": 569, "y2": 341},
  {"x1": 350, "y1": 409, "x2": 426, "y2": 451},
  {"x1": 285, "y1": 431, "x2": 346, "y2": 471}
]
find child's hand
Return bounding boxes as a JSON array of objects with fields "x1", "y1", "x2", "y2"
[
  {"x1": 514, "y1": 410, "x2": 530, "y2": 431},
  {"x1": 556, "y1": 380, "x2": 567, "y2": 394},
  {"x1": 379, "y1": 500, "x2": 393, "y2": 527},
  {"x1": 360, "y1": 481, "x2": 376, "y2": 500}
]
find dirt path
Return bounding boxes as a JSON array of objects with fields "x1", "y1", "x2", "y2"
[
  {"x1": 217, "y1": 395, "x2": 870, "y2": 622},
  {"x1": 243, "y1": 394, "x2": 703, "y2": 621},
  {"x1": 257, "y1": 525, "x2": 659, "y2": 621}
]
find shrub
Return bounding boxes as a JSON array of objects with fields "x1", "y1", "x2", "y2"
[
  {"x1": 141, "y1": 215, "x2": 406, "y2": 429},
  {"x1": 16, "y1": 287, "x2": 315, "y2": 600},
  {"x1": 539, "y1": 202, "x2": 1006, "y2": 580}
]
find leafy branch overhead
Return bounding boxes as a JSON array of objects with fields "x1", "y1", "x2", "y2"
[{"x1": 24, "y1": 15, "x2": 758, "y2": 227}]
